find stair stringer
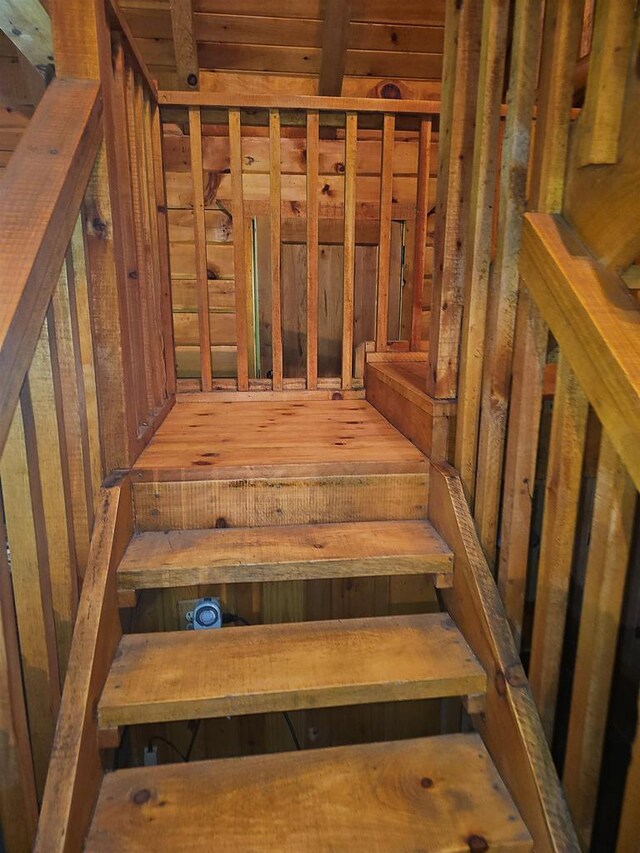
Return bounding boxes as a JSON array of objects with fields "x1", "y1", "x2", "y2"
[{"x1": 428, "y1": 461, "x2": 579, "y2": 853}]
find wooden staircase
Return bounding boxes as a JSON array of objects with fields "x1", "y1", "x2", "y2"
[{"x1": 36, "y1": 400, "x2": 577, "y2": 851}]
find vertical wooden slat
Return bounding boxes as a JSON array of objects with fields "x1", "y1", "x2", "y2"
[
  {"x1": 129, "y1": 68, "x2": 165, "y2": 411},
  {"x1": 229, "y1": 107, "x2": 250, "y2": 390},
  {"x1": 170, "y1": 0, "x2": 199, "y2": 90},
  {"x1": 0, "y1": 511, "x2": 38, "y2": 853},
  {"x1": 150, "y1": 99, "x2": 177, "y2": 397},
  {"x1": 69, "y1": 216, "x2": 102, "y2": 513},
  {"x1": 498, "y1": 0, "x2": 584, "y2": 643},
  {"x1": 616, "y1": 691, "x2": 640, "y2": 853},
  {"x1": 269, "y1": 109, "x2": 283, "y2": 389},
  {"x1": 474, "y1": 0, "x2": 544, "y2": 563},
  {"x1": 427, "y1": 0, "x2": 483, "y2": 399},
  {"x1": 341, "y1": 111, "x2": 357, "y2": 389},
  {"x1": 1, "y1": 393, "x2": 60, "y2": 798},
  {"x1": 140, "y1": 87, "x2": 168, "y2": 405},
  {"x1": 410, "y1": 117, "x2": 432, "y2": 350},
  {"x1": 454, "y1": 0, "x2": 510, "y2": 502},
  {"x1": 123, "y1": 63, "x2": 155, "y2": 413},
  {"x1": 49, "y1": 259, "x2": 94, "y2": 575},
  {"x1": 306, "y1": 110, "x2": 319, "y2": 390},
  {"x1": 528, "y1": 354, "x2": 588, "y2": 741},
  {"x1": 575, "y1": 0, "x2": 636, "y2": 167},
  {"x1": 26, "y1": 315, "x2": 79, "y2": 680},
  {"x1": 188, "y1": 106, "x2": 212, "y2": 391},
  {"x1": 563, "y1": 434, "x2": 636, "y2": 848},
  {"x1": 375, "y1": 113, "x2": 395, "y2": 352}
]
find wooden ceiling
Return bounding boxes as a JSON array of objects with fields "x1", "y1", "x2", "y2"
[{"x1": 119, "y1": 0, "x2": 446, "y2": 97}]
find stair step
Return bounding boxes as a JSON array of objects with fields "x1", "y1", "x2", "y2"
[
  {"x1": 117, "y1": 519, "x2": 453, "y2": 603},
  {"x1": 132, "y1": 471, "x2": 429, "y2": 531},
  {"x1": 98, "y1": 613, "x2": 485, "y2": 732},
  {"x1": 86, "y1": 733, "x2": 533, "y2": 851}
]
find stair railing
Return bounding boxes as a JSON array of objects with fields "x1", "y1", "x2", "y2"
[
  {"x1": 0, "y1": 8, "x2": 175, "y2": 848},
  {"x1": 157, "y1": 89, "x2": 440, "y2": 393}
]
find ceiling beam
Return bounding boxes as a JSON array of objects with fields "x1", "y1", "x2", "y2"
[
  {"x1": 0, "y1": 0, "x2": 52, "y2": 72},
  {"x1": 170, "y1": 0, "x2": 199, "y2": 90},
  {"x1": 318, "y1": 0, "x2": 351, "y2": 96}
]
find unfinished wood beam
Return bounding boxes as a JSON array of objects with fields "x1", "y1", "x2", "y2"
[
  {"x1": 474, "y1": 0, "x2": 543, "y2": 564},
  {"x1": 410, "y1": 117, "x2": 432, "y2": 351},
  {"x1": 306, "y1": 111, "x2": 319, "y2": 390},
  {"x1": 497, "y1": 0, "x2": 583, "y2": 646},
  {"x1": 0, "y1": 0, "x2": 52, "y2": 72},
  {"x1": 170, "y1": 0, "x2": 199, "y2": 90},
  {"x1": 427, "y1": 0, "x2": 482, "y2": 399},
  {"x1": 0, "y1": 78, "x2": 102, "y2": 460},
  {"x1": 520, "y1": 213, "x2": 640, "y2": 493},
  {"x1": 454, "y1": 0, "x2": 510, "y2": 502},
  {"x1": 563, "y1": 434, "x2": 636, "y2": 848},
  {"x1": 375, "y1": 113, "x2": 395, "y2": 352},
  {"x1": 574, "y1": 0, "x2": 635, "y2": 167},
  {"x1": 341, "y1": 111, "x2": 357, "y2": 389},
  {"x1": 318, "y1": 0, "x2": 350, "y2": 96}
]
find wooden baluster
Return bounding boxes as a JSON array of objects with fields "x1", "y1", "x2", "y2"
[
  {"x1": 474, "y1": 0, "x2": 543, "y2": 563},
  {"x1": 528, "y1": 354, "x2": 588, "y2": 742},
  {"x1": 49, "y1": 257, "x2": 94, "y2": 575},
  {"x1": 229, "y1": 107, "x2": 250, "y2": 390},
  {"x1": 149, "y1": 99, "x2": 177, "y2": 397},
  {"x1": 306, "y1": 110, "x2": 319, "y2": 390},
  {"x1": 26, "y1": 313, "x2": 79, "y2": 679},
  {"x1": 375, "y1": 113, "x2": 395, "y2": 352},
  {"x1": 188, "y1": 106, "x2": 212, "y2": 390},
  {"x1": 124, "y1": 63, "x2": 155, "y2": 413},
  {"x1": 269, "y1": 109, "x2": 283, "y2": 390},
  {"x1": 0, "y1": 510, "x2": 39, "y2": 852},
  {"x1": 105, "y1": 37, "x2": 147, "y2": 440},
  {"x1": 497, "y1": 0, "x2": 583, "y2": 644},
  {"x1": 1, "y1": 391, "x2": 60, "y2": 798},
  {"x1": 410, "y1": 117, "x2": 432, "y2": 350},
  {"x1": 140, "y1": 88, "x2": 167, "y2": 405},
  {"x1": 455, "y1": 0, "x2": 510, "y2": 502},
  {"x1": 563, "y1": 433, "x2": 636, "y2": 848},
  {"x1": 342, "y1": 111, "x2": 357, "y2": 389}
]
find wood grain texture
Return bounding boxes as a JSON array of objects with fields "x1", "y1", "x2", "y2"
[
  {"x1": 429, "y1": 462, "x2": 579, "y2": 852},
  {"x1": 99, "y1": 613, "x2": 484, "y2": 729},
  {"x1": 375, "y1": 113, "x2": 395, "y2": 352},
  {"x1": 0, "y1": 78, "x2": 101, "y2": 457},
  {"x1": 528, "y1": 355, "x2": 588, "y2": 742},
  {"x1": 305, "y1": 110, "x2": 319, "y2": 389},
  {"x1": 133, "y1": 473, "x2": 428, "y2": 531},
  {"x1": 35, "y1": 480, "x2": 133, "y2": 853},
  {"x1": 117, "y1": 519, "x2": 452, "y2": 595},
  {"x1": 341, "y1": 112, "x2": 357, "y2": 389},
  {"x1": 170, "y1": 0, "x2": 199, "y2": 89},
  {"x1": 269, "y1": 109, "x2": 283, "y2": 389},
  {"x1": 474, "y1": 0, "x2": 543, "y2": 564},
  {"x1": 563, "y1": 434, "x2": 636, "y2": 848},
  {"x1": 520, "y1": 213, "x2": 640, "y2": 493},
  {"x1": 132, "y1": 399, "x2": 427, "y2": 481},
  {"x1": 410, "y1": 117, "x2": 432, "y2": 349},
  {"x1": 86, "y1": 733, "x2": 532, "y2": 852},
  {"x1": 318, "y1": 0, "x2": 350, "y2": 96},
  {"x1": 228, "y1": 107, "x2": 250, "y2": 389}
]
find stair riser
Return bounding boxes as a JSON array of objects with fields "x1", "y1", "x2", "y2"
[{"x1": 133, "y1": 473, "x2": 429, "y2": 531}]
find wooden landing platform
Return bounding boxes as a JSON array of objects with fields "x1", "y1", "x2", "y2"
[{"x1": 134, "y1": 398, "x2": 428, "y2": 481}]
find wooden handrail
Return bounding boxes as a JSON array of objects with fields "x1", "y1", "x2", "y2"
[
  {"x1": 520, "y1": 212, "x2": 640, "y2": 491},
  {"x1": 0, "y1": 77, "x2": 102, "y2": 458},
  {"x1": 158, "y1": 90, "x2": 442, "y2": 114}
]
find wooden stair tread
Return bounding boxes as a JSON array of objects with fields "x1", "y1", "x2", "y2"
[
  {"x1": 86, "y1": 733, "x2": 533, "y2": 852},
  {"x1": 98, "y1": 613, "x2": 485, "y2": 730},
  {"x1": 117, "y1": 519, "x2": 454, "y2": 596}
]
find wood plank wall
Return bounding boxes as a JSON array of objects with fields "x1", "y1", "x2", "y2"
[{"x1": 162, "y1": 112, "x2": 439, "y2": 385}]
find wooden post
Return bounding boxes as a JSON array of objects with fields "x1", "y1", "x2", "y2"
[
  {"x1": 228, "y1": 108, "x2": 250, "y2": 390},
  {"x1": 410, "y1": 117, "x2": 432, "y2": 351},
  {"x1": 427, "y1": 0, "x2": 482, "y2": 399},
  {"x1": 306, "y1": 110, "x2": 319, "y2": 390},
  {"x1": 375, "y1": 114, "x2": 395, "y2": 353},
  {"x1": 269, "y1": 109, "x2": 283, "y2": 390},
  {"x1": 474, "y1": 0, "x2": 543, "y2": 563},
  {"x1": 342, "y1": 112, "x2": 357, "y2": 389},
  {"x1": 454, "y1": 0, "x2": 510, "y2": 502},
  {"x1": 188, "y1": 106, "x2": 213, "y2": 390}
]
